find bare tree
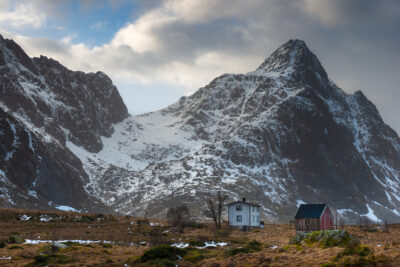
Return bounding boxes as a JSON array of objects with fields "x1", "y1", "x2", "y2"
[
  {"x1": 166, "y1": 204, "x2": 190, "y2": 233},
  {"x1": 204, "y1": 191, "x2": 227, "y2": 230}
]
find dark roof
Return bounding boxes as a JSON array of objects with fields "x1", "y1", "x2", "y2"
[
  {"x1": 227, "y1": 201, "x2": 261, "y2": 207},
  {"x1": 295, "y1": 204, "x2": 327, "y2": 218}
]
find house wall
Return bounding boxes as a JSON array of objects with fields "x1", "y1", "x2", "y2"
[
  {"x1": 228, "y1": 204, "x2": 261, "y2": 227},
  {"x1": 249, "y1": 205, "x2": 261, "y2": 227},
  {"x1": 320, "y1": 206, "x2": 334, "y2": 230},
  {"x1": 296, "y1": 218, "x2": 320, "y2": 231}
]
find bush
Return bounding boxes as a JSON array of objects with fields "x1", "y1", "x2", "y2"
[
  {"x1": 280, "y1": 245, "x2": 303, "y2": 252},
  {"x1": 225, "y1": 240, "x2": 262, "y2": 256},
  {"x1": 8, "y1": 235, "x2": 24, "y2": 244},
  {"x1": 26, "y1": 254, "x2": 75, "y2": 266},
  {"x1": 188, "y1": 240, "x2": 205, "y2": 247},
  {"x1": 289, "y1": 230, "x2": 354, "y2": 248},
  {"x1": 0, "y1": 240, "x2": 6, "y2": 248},
  {"x1": 334, "y1": 244, "x2": 372, "y2": 260},
  {"x1": 102, "y1": 243, "x2": 112, "y2": 248},
  {"x1": 8, "y1": 245, "x2": 22, "y2": 250},
  {"x1": 140, "y1": 245, "x2": 187, "y2": 263},
  {"x1": 183, "y1": 249, "x2": 208, "y2": 263}
]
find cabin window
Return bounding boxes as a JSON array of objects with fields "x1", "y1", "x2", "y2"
[
  {"x1": 237, "y1": 215, "x2": 242, "y2": 222},
  {"x1": 306, "y1": 218, "x2": 310, "y2": 225},
  {"x1": 236, "y1": 205, "x2": 242, "y2": 211}
]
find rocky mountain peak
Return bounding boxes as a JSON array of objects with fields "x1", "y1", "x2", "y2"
[{"x1": 255, "y1": 39, "x2": 328, "y2": 80}]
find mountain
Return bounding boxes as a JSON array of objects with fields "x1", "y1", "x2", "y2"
[
  {"x1": 0, "y1": 34, "x2": 127, "y2": 212},
  {"x1": 1, "y1": 35, "x2": 400, "y2": 222}
]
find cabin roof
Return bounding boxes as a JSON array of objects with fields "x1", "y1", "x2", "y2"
[
  {"x1": 227, "y1": 201, "x2": 261, "y2": 207},
  {"x1": 295, "y1": 204, "x2": 327, "y2": 218}
]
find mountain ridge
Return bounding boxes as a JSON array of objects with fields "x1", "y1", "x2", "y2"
[{"x1": 1, "y1": 34, "x2": 400, "y2": 223}]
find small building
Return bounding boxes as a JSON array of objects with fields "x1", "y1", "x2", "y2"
[
  {"x1": 295, "y1": 203, "x2": 334, "y2": 232},
  {"x1": 228, "y1": 198, "x2": 261, "y2": 228}
]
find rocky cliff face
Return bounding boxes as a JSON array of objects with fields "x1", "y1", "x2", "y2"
[
  {"x1": 1, "y1": 35, "x2": 400, "y2": 222},
  {"x1": 0, "y1": 34, "x2": 127, "y2": 211}
]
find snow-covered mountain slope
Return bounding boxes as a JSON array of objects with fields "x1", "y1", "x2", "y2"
[
  {"x1": 1, "y1": 35, "x2": 400, "y2": 222},
  {"x1": 67, "y1": 40, "x2": 400, "y2": 222},
  {"x1": 0, "y1": 34, "x2": 121, "y2": 212}
]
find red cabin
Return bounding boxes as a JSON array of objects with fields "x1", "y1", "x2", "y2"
[{"x1": 295, "y1": 204, "x2": 334, "y2": 232}]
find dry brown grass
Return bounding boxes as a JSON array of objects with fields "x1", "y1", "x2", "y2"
[{"x1": 0, "y1": 209, "x2": 399, "y2": 266}]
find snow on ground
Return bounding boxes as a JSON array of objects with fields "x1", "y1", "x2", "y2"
[
  {"x1": 19, "y1": 215, "x2": 31, "y2": 221},
  {"x1": 364, "y1": 204, "x2": 381, "y2": 223},
  {"x1": 39, "y1": 215, "x2": 53, "y2": 222},
  {"x1": 24, "y1": 239, "x2": 112, "y2": 245},
  {"x1": 55, "y1": 205, "x2": 78, "y2": 212},
  {"x1": 171, "y1": 242, "x2": 189, "y2": 248}
]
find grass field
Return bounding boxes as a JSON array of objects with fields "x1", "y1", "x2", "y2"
[{"x1": 0, "y1": 208, "x2": 399, "y2": 266}]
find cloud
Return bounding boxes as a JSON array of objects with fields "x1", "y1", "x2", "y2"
[
  {"x1": 0, "y1": 0, "x2": 47, "y2": 29},
  {"x1": 1, "y1": 0, "x2": 399, "y2": 133},
  {"x1": 90, "y1": 21, "x2": 109, "y2": 31}
]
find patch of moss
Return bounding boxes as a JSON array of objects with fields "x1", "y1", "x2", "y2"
[
  {"x1": 280, "y1": 245, "x2": 303, "y2": 252},
  {"x1": 26, "y1": 254, "x2": 75, "y2": 266},
  {"x1": 102, "y1": 243, "x2": 112, "y2": 248},
  {"x1": 140, "y1": 244, "x2": 187, "y2": 263},
  {"x1": 8, "y1": 245, "x2": 23, "y2": 250},
  {"x1": 334, "y1": 244, "x2": 372, "y2": 260},
  {"x1": 225, "y1": 240, "x2": 263, "y2": 256},
  {"x1": 290, "y1": 230, "x2": 354, "y2": 248},
  {"x1": 188, "y1": 240, "x2": 205, "y2": 247},
  {"x1": 183, "y1": 248, "x2": 208, "y2": 263},
  {"x1": 324, "y1": 254, "x2": 391, "y2": 267},
  {"x1": 8, "y1": 235, "x2": 24, "y2": 244}
]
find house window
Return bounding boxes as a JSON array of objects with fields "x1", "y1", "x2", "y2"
[
  {"x1": 257, "y1": 216, "x2": 260, "y2": 222},
  {"x1": 252, "y1": 215, "x2": 255, "y2": 222},
  {"x1": 237, "y1": 215, "x2": 242, "y2": 222},
  {"x1": 236, "y1": 205, "x2": 242, "y2": 211},
  {"x1": 257, "y1": 207, "x2": 260, "y2": 212},
  {"x1": 306, "y1": 218, "x2": 310, "y2": 225}
]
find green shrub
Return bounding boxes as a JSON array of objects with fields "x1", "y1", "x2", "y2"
[
  {"x1": 140, "y1": 245, "x2": 187, "y2": 263},
  {"x1": 225, "y1": 240, "x2": 263, "y2": 256},
  {"x1": 290, "y1": 230, "x2": 354, "y2": 248},
  {"x1": 188, "y1": 240, "x2": 205, "y2": 247},
  {"x1": 8, "y1": 245, "x2": 22, "y2": 250},
  {"x1": 331, "y1": 254, "x2": 391, "y2": 266},
  {"x1": 226, "y1": 247, "x2": 249, "y2": 256},
  {"x1": 280, "y1": 245, "x2": 303, "y2": 252},
  {"x1": 183, "y1": 249, "x2": 208, "y2": 263},
  {"x1": 8, "y1": 235, "x2": 24, "y2": 244},
  {"x1": 102, "y1": 243, "x2": 112, "y2": 248},
  {"x1": 334, "y1": 244, "x2": 372, "y2": 260},
  {"x1": 247, "y1": 240, "x2": 262, "y2": 252},
  {"x1": 26, "y1": 254, "x2": 75, "y2": 266}
]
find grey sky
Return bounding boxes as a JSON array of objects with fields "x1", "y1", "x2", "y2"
[{"x1": 0, "y1": 0, "x2": 399, "y2": 134}]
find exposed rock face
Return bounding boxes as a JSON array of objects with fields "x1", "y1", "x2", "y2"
[
  {"x1": 0, "y1": 34, "x2": 127, "y2": 211},
  {"x1": 1, "y1": 35, "x2": 400, "y2": 222}
]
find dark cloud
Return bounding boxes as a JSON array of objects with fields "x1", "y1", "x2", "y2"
[{"x1": 2, "y1": 0, "x2": 399, "y2": 133}]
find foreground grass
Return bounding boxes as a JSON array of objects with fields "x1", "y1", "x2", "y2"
[{"x1": 0, "y1": 208, "x2": 399, "y2": 266}]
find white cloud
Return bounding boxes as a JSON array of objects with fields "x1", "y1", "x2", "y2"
[
  {"x1": 90, "y1": 21, "x2": 108, "y2": 31},
  {"x1": 1, "y1": 0, "x2": 399, "y2": 133},
  {"x1": 0, "y1": 1, "x2": 47, "y2": 29}
]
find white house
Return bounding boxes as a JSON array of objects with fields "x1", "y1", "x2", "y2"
[{"x1": 228, "y1": 198, "x2": 262, "y2": 228}]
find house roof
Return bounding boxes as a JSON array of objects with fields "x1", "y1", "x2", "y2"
[
  {"x1": 295, "y1": 204, "x2": 327, "y2": 218},
  {"x1": 227, "y1": 200, "x2": 261, "y2": 207}
]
